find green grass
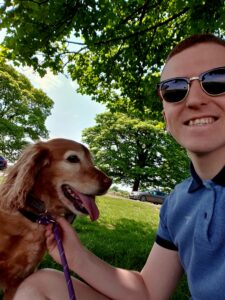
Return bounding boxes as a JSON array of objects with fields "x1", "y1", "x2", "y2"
[
  {"x1": 40, "y1": 195, "x2": 190, "y2": 299},
  {"x1": 0, "y1": 195, "x2": 190, "y2": 299}
]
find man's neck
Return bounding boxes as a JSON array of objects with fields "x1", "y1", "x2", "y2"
[{"x1": 188, "y1": 149, "x2": 225, "y2": 180}]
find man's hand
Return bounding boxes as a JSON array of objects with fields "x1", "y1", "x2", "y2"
[{"x1": 45, "y1": 217, "x2": 83, "y2": 268}]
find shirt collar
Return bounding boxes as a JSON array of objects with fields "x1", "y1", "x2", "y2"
[{"x1": 188, "y1": 163, "x2": 225, "y2": 192}]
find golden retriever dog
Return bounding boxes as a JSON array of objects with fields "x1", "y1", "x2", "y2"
[{"x1": 0, "y1": 138, "x2": 112, "y2": 300}]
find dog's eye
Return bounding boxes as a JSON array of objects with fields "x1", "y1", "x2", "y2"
[{"x1": 67, "y1": 155, "x2": 80, "y2": 163}]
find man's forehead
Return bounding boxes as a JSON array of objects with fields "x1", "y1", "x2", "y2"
[{"x1": 161, "y1": 42, "x2": 225, "y2": 81}]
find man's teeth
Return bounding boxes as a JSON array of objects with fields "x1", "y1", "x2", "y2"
[{"x1": 189, "y1": 117, "x2": 214, "y2": 126}]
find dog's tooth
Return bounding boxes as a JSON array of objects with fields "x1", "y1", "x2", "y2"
[{"x1": 68, "y1": 188, "x2": 74, "y2": 196}]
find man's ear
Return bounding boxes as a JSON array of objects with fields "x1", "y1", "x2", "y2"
[
  {"x1": 162, "y1": 110, "x2": 171, "y2": 134},
  {"x1": 162, "y1": 110, "x2": 168, "y2": 130},
  {"x1": 162, "y1": 110, "x2": 166, "y2": 122}
]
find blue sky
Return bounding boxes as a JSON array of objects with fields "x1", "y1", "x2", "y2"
[
  {"x1": 21, "y1": 69, "x2": 131, "y2": 191},
  {"x1": 0, "y1": 31, "x2": 130, "y2": 190},
  {"x1": 0, "y1": 29, "x2": 105, "y2": 143},
  {"x1": 21, "y1": 67, "x2": 106, "y2": 143}
]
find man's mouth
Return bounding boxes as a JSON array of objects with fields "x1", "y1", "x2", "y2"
[{"x1": 186, "y1": 117, "x2": 217, "y2": 126}]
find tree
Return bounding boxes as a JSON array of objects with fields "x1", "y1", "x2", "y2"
[
  {"x1": 0, "y1": 1, "x2": 224, "y2": 116},
  {"x1": 82, "y1": 112, "x2": 189, "y2": 192},
  {"x1": 0, "y1": 61, "x2": 53, "y2": 160}
]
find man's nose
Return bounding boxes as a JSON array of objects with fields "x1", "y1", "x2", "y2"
[{"x1": 185, "y1": 80, "x2": 210, "y2": 108}]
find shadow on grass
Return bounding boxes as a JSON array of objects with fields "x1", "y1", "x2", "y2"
[
  {"x1": 80, "y1": 218, "x2": 155, "y2": 270},
  {"x1": 0, "y1": 217, "x2": 189, "y2": 299},
  {"x1": 39, "y1": 217, "x2": 190, "y2": 300},
  {"x1": 40, "y1": 217, "x2": 154, "y2": 271}
]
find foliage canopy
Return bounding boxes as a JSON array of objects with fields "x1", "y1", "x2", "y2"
[
  {"x1": 0, "y1": 62, "x2": 53, "y2": 160},
  {"x1": 82, "y1": 112, "x2": 189, "y2": 191},
  {"x1": 1, "y1": 0, "x2": 224, "y2": 116}
]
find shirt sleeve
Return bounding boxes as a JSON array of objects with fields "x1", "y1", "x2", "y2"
[{"x1": 156, "y1": 195, "x2": 178, "y2": 251}]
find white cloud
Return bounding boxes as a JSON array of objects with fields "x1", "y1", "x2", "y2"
[{"x1": 17, "y1": 66, "x2": 62, "y2": 92}]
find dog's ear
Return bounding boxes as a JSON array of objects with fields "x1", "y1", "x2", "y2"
[{"x1": 0, "y1": 142, "x2": 50, "y2": 210}]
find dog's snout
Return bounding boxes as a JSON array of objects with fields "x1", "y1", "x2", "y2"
[
  {"x1": 96, "y1": 173, "x2": 112, "y2": 195},
  {"x1": 103, "y1": 176, "x2": 112, "y2": 188}
]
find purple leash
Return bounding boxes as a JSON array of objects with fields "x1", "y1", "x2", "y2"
[{"x1": 38, "y1": 215, "x2": 76, "y2": 300}]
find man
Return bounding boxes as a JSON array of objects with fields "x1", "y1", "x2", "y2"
[{"x1": 14, "y1": 33, "x2": 225, "y2": 299}]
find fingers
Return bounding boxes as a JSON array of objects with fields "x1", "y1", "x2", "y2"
[
  {"x1": 45, "y1": 217, "x2": 81, "y2": 251},
  {"x1": 56, "y1": 217, "x2": 80, "y2": 240},
  {"x1": 45, "y1": 218, "x2": 69, "y2": 241},
  {"x1": 56, "y1": 217, "x2": 74, "y2": 234},
  {"x1": 45, "y1": 224, "x2": 56, "y2": 250},
  {"x1": 45, "y1": 218, "x2": 69, "y2": 240},
  {"x1": 45, "y1": 218, "x2": 74, "y2": 248},
  {"x1": 44, "y1": 217, "x2": 84, "y2": 269},
  {"x1": 56, "y1": 217, "x2": 83, "y2": 252},
  {"x1": 45, "y1": 223, "x2": 53, "y2": 238}
]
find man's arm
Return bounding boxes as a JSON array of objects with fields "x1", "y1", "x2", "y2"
[
  {"x1": 74, "y1": 242, "x2": 183, "y2": 300},
  {"x1": 46, "y1": 218, "x2": 183, "y2": 300},
  {"x1": 141, "y1": 243, "x2": 183, "y2": 299}
]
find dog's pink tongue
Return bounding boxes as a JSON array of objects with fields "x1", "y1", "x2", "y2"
[{"x1": 79, "y1": 193, "x2": 99, "y2": 221}]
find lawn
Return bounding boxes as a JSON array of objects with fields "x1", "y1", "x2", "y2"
[
  {"x1": 0, "y1": 195, "x2": 190, "y2": 299},
  {"x1": 40, "y1": 195, "x2": 190, "y2": 299}
]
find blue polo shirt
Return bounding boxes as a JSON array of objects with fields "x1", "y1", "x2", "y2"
[{"x1": 156, "y1": 164, "x2": 225, "y2": 299}]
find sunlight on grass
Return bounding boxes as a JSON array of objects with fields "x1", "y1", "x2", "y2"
[
  {"x1": 0, "y1": 195, "x2": 189, "y2": 299},
  {"x1": 40, "y1": 195, "x2": 189, "y2": 299}
]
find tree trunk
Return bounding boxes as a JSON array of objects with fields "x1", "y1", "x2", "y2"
[{"x1": 132, "y1": 179, "x2": 140, "y2": 191}]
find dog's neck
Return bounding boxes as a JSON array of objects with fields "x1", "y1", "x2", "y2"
[
  {"x1": 20, "y1": 194, "x2": 76, "y2": 224},
  {"x1": 25, "y1": 194, "x2": 47, "y2": 213},
  {"x1": 19, "y1": 194, "x2": 47, "y2": 223}
]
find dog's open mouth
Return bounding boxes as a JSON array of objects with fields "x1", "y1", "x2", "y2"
[{"x1": 62, "y1": 184, "x2": 99, "y2": 221}]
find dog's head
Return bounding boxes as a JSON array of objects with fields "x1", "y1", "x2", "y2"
[{"x1": 0, "y1": 138, "x2": 112, "y2": 221}]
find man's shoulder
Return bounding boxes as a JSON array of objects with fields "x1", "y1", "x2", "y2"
[
  {"x1": 162, "y1": 176, "x2": 195, "y2": 213},
  {"x1": 167, "y1": 176, "x2": 193, "y2": 199}
]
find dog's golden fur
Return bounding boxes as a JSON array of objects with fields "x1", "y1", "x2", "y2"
[{"x1": 0, "y1": 138, "x2": 111, "y2": 300}]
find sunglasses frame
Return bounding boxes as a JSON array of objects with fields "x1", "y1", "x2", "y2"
[{"x1": 157, "y1": 66, "x2": 225, "y2": 103}]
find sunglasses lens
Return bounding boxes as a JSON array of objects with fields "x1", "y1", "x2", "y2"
[
  {"x1": 160, "y1": 79, "x2": 188, "y2": 102},
  {"x1": 202, "y1": 67, "x2": 225, "y2": 95}
]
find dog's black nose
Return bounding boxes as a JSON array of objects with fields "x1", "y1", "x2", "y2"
[
  {"x1": 104, "y1": 176, "x2": 112, "y2": 189},
  {"x1": 97, "y1": 176, "x2": 112, "y2": 195}
]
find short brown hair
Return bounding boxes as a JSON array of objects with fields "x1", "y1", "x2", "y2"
[{"x1": 166, "y1": 33, "x2": 225, "y2": 62}]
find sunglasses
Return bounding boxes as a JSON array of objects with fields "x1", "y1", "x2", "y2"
[{"x1": 157, "y1": 66, "x2": 225, "y2": 103}]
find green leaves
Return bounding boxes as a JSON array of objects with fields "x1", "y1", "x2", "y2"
[
  {"x1": 1, "y1": 0, "x2": 224, "y2": 113},
  {"x1": 0, "y1": 62, "x2": 53, "y2": 160},
  {"x1": 82, "y1": 111, "x2": 189, "y2": 191}
]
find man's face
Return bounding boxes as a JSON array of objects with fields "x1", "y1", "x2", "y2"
[{"x1": 162, "y1": 42, "x2": 225, "y2": 157}]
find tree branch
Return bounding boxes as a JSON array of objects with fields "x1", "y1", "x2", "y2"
[
  {"x1": 59, "y1": 45, "x2": 88, "y2": 56},
  {"x1": 96, "y1": 7, "x2": 190, "y2": 46},
  {"x1": 65, "y1": 40, "x2": 85, "y2": 46},
  {"x1": 19, "y1": 0, "x2": 49, "y2": 4},
  {"x1": 119, "y1": 0, "x2": 161, "y2": 26}
]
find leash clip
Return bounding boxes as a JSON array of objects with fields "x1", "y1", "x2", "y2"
[{"x1": 37, "y1": 213, "x2": 56, "y2": 225}]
